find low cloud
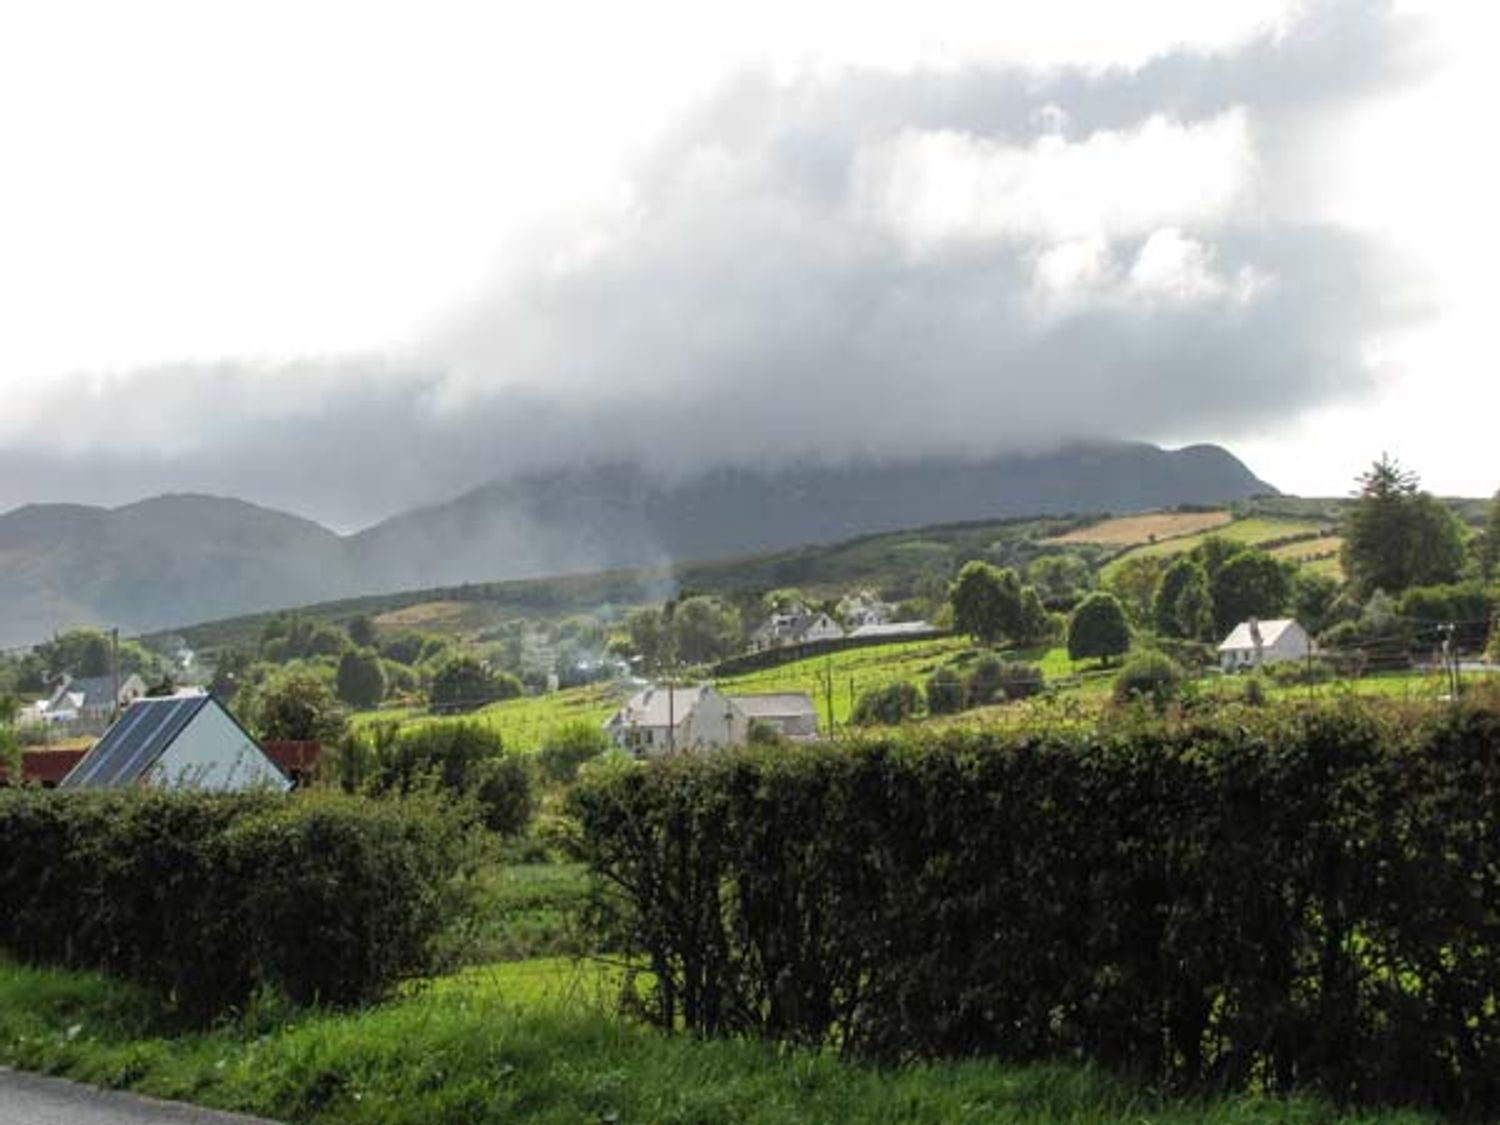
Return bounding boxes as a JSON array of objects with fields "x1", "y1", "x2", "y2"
[{"x1": 0, "y1": 1, "x2": 1428, "y2": 529}]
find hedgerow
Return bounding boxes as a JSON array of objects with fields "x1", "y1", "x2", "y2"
[
  {"x1": 572, "y1": 699, "x2": 1500, "y2": 1116},
  {"x1": 0, "y1": 789, "x2": 477, "y2": 1021}
]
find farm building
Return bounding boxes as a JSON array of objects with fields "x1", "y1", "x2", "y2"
[
  {"x1": 60, "y1": 693, "x2": 290, "y2": 792},
  {"x1": 604, "y1": 684, "x2": 751, "y2": 756},
  {"x1": 731, "y1": 693, "x2": 820, "y2": 740},
  {"x1": 848, "y1": 620, "x2": 937, "y2": 641},
  {"x1": 43, "y1": 673, "x2": 147, "y2": 727},
  {"x1": 1217, "y1": 618, "x2": 1314, "y2": 672},
  {"x1": 750, "y1": 609, "x2": 844, "y2": 652}
]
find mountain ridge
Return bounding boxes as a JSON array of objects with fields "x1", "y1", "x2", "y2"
[{"x1": 0, "y1": 442, "x2": 1276, "y2": 646}]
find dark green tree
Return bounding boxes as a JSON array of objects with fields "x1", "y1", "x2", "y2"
[
  {"x1": 346, "y1": 614, "x2": 378, "y2": 648},
  {"x1": 1173, "y1": 568, "x2": 1216, "y2": 641},
  {"x1": 851, "y1": 682, "x2": 922, "y2": 725},
  {"x1": 1480, "y1": 489, "x2": 1500, "y2": 582},
  {"x1": 1210, "y1": 549, "x2": 1293, "y2": 636},
  {"x1": 1025, "y1": 555, "x2": 1092, "y2": 604},
  {"x1": 1105, "y1": 554, "x2": 1168, "y2": 626},
  {"x1": 429, "y1": 655, "x2": 520, "y2": 713},
  {"x1": 625, "y1": 607, "x2": 673, "y2": 673},
  {"x1": 1290, "y1": 571, "x2": 1341, "y2": 635},
  {"x1": 1152, "y1": 557, "x2": 1207, "y2": 637},
  {"x1": 1015, "y1": 586, "x2": 1055, "y2": 645},
  {"x1": 336, "y1": 647, "x2": 388, "y2": 710},
  {"x1": 949, "y1": 561, "x2": 1022, "y2": 646},
  {"x1": 251, "y1": 668, "x2": 348, "y2": 742},
  {"x1": 671, "y1": 596, "x2": 742, "y2": 665},
  {"x1": 1067, "y1": 592, "x2": 1132, "y2": 665},
  {"x1": 925, "y1": 667, "x2": 966, "y2": 715},
  {"x1": 1341, "y1": 455, "x2": 1465, "y2": 596}
]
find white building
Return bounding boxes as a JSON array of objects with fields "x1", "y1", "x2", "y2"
[
  {"x1": 44, "y1": 673, "x2": 148, "y2": 727},
  {"x1": 604, "y1": 684, "x2": 750, "y2": 756},
  {"x1": 1217, "y1": 618, "x2": 1314, "y2": 672},
  {"x1": 750, "y1": 609, "x2": 844, "y2": 652},
  {"x1": 732, "y1": 693, "x2": 820, "y2": 740},
  {"x1": 60, "y1": 694, "x2": 291, "y2": 792},
  {"x1": 848, "y1": 621, "x2": 936, "y2": 641}
]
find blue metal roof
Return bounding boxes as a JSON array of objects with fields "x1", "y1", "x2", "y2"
[{"x1": 60, "y1": 695, "x2": 212, "y2": 789}]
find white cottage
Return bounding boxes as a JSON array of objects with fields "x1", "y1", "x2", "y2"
[
  {"x1": 604, "y1": 683, "x2": 762, "y2": 756},
  {"x1": 749, "y1": 609, "x2": 845, "y2": 652},
  {"x1": 1217, "y1": 618, "x2": 1314, "y2": 672},
  {"x1": 60, "y1": 694, "x2": 291, "y2": 792}
]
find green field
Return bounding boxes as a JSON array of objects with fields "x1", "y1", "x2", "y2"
[
  {"x1": 0, "y1": 955, "x2": 1437, "y2": 1124},
  {"x1": 1100, "y1": 516, "x2": 1338, "y2": 579}
]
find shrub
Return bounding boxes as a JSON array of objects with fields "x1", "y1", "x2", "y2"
[
  {"x1": 251, "y1": 667, "x2": 348, "y2": 742},
  {"x1": 370, "y1": 722, "x2": 536, "y2": 837},
  {"x1": 997, "y1": 661, "x2": 1044, "y2": 700},
  {"x1": 537, "y1": 721, "x2": 614, "y2": 783},
  {"x1": 924, "y1": 667, "x2": 966, "y2": 715},
  {"x1": 0, "y1": 790, "x2": 474, "y2": 1020},
  {"x1": 335, "y1": 647, "x2": 387, "y2": 709},
  {"x1": 966, "y1": 656, "x2": 1004, "y2": 707},
  {"x1": 469, "y1": 755, "x2": 537, "y2": 836},
  {"x1": 1067, "y1": 593, "x2": 1131, "y2": 665},
  {"x1": 571, "y1": 702, "x2": 1500, "y2": 1115},
  {"x1": 851, "y1": 682, "x2": 921, "y2": 726},
  {"x1": 1241, "y1": 674, "x2": 1268, "y2": 706},
  {"x1": 1111, "y1": 652, "x2": 1183, "y2": 710},
  {"x1": 747, "y1": 720, "x2": 789, "y2": 747}
]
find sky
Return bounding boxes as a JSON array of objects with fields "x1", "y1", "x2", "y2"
[{"x1": 0, "y1": 0, "x2": 1493, "y2": 529}]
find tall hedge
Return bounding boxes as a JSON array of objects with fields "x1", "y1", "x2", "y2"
[
  {"x1": 0, "y1": 790, "x2": 475, "y2": 1021},
  {"x1": 571, "y1": 701, "x2": 1500, "y2": 1115}
]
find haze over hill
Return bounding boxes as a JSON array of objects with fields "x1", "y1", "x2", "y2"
[{"x1": 0, "y1": 442, "x2": 1272, "y2": 646}]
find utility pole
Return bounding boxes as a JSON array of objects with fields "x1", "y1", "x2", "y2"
[
  {"x1": 110, "y1": 627, "x2": 121, "y2": 724},
  {"x1": 823, "y1": 655, "x2": 835, "y2": 738}
]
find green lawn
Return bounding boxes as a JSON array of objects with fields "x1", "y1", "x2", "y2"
[{"x1": 0, "y1": 956, "x2": 1437, "y2": 1124}]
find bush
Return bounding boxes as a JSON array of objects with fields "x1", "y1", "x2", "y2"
[
  {"x1": 370, "y1": 723, "x2": 536, "y2": 837},
  {"x1": 0, "y1": 790, "x2": 474, "y2": 1020},
  {"x1": 571, "y1": 702, "x2": 1500, "y2": 1115},
  {"x1": 537, "y1": 722, "x2": 614, "y2": 783},
  {"x1": 470, "y1": 755, "x2": 537, "y2": 836},
  {"x1": 966, "y1": 656, "x2": 1004, "y2": 707},
  {"x1": 997, "y1": 661, "x2": 1044, "y2": 701},
  {"x1": 924, "y1": 667, "x2": 966, "y2": 715},
  {"x1": 1111, "y1": 652, "x2": 1183, "y2": 710},
  {"x1": 850, "y1": 682, "x2": 922, "y2": 726}
]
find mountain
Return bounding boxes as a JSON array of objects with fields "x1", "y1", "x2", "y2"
[
  {"x1": 0, "y1": 442, "x2": 1274, "y2": 646},
  {"x1": 0, "y1": 495, "x2": 354, "y2": 646}
]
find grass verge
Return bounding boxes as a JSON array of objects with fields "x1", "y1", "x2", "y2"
[{"x1": 0, "y1": 956, "x2": 1437, "y2": 1124}]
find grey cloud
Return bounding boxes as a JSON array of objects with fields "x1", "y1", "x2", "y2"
[{"x1": 0, "y1": 1, "x2": 1426, "y2": 528}]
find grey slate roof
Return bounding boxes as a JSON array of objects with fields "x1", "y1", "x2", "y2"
[
  {"x1": 57, "y1": 675, "x2": 117, "y2": 709},
  {"x1": 61, "y1": 695, "x2": 211, "y2": 789},
  {"x1": 729, "y1": 693, "x2": 818, "y2": 719}
]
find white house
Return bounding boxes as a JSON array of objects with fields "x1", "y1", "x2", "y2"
[
  {"x1": 60, "y1": 693, "x2": 291, "y2": 792},
  {"x1": 1217, "y1": 618, "x2": 1314, "y2": 672},
  {"x1": 604, "y1": 684, "x2": 751, "y2": 756},
  {"x1": 731, "y1": 693, "x2": 820, "y2": 740},
  {"x1": 44, "y1": 673, "x2": 147, "y2": 727},
  {"x1": 836, "y1": 590, "x2": 893, "y2": 629},
  {"x1": 750, "y1": 609, "x2": 845, "y2": 652}
]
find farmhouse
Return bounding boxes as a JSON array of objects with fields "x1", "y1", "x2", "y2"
[
  {"x1": 60, "y1": 693, "x2": 291, "y2": 792},
  {"x1": 750, "y1": 609, "x2": 844, "y2": 652},
  {"x1": 731, "y1": 692, "x2": 820, "y2": 740},
  {"x1": 605, "y1": 684, "x2": 751, "y2": 755},
  {"x1": 1217, "y1": 618, "x2": 1314, "y2": 672},
  {"x1": 44, "y1": 673, "x2": 147, "y2": 727}
]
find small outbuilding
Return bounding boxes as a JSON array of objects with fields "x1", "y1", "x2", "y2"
[
  {"x1": 60, "y1": 694, "x2": 290, "y2": 792},
  {"x1": 1217, "y1": 618, "x2": 1314, "y2": 672},
  {"x1": 730, "y1": 692, "x2": 820, "y2": 740}
]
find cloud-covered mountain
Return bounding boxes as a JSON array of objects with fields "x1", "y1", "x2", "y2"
[
  {"x1": 0, "y1": 442, "x2": 1273, "y2": 645},
  {"x1": 0, "y1": 2, "x2": 1421, "y2": 529}
]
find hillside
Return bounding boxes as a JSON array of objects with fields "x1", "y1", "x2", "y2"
[{"x1": 1, "y1": 441, "x2": 1274, "y2": 646}]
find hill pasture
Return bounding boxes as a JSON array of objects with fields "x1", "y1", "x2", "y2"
[{"x1": 1044, "y1": 509, "x2": 1232, "y2": 546}]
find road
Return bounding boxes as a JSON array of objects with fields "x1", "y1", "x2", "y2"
[{"x1": 0, "y1": 1069, "x2": 279, "y2": 1125}]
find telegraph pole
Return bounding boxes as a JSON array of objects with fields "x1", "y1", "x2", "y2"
[{"x1": 110, "y1": 627, "x2": 121, "y2": 724}]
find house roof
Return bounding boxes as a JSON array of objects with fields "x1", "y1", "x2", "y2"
[
  {"x1": 55, "y1": 675, "x2": 119, "y2": 709},
  {"x1": 607, "y1": 685, "x2": 713, "y2": 729},
  {"x1": 849, "y1": 621, "x2": 935, "y2": 639},
  {"x1": 729, "y1": 693, "x2": 818, "y2": 719},
  {"x1": 1217, "y1": 619, "x2": 1302, "y2": 652},
  {"x1": 60, "y1": 694, "x2": 282, "y2": 790}
]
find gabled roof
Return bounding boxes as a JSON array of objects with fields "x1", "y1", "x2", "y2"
[
  {"x1": 1217, "y1": 619, "x2": 1302, "y2": 651},
  {"x1": 849, "y1": 621, "x2": 934, "y2": 639},
  {"x1": 607, "y1": 685, "x2": 713, "y2": 729},
  {"x1": 54, "y1": 675, "x2": 115, "y2": 709},
  {"x1": 729, "y1": 693, "x2": 818, "y2": 719},
  {"x1": 60, "y1": 694, "x2": 284, "y2": 790}
]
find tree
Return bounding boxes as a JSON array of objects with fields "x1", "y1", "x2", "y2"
[
  {"x1": 949, "y1": 561, "x2": 1022, "y2": 646},
  {"x1": 1105, "y1": 555, "x2": 1168, "y2": 626},
  {"x1": 1480, "y1": 489, "x2": 1500, "y2": 583},
  {"x1": 1341, "y1": 455, "x2": 1465, "y2": 596},
  {"x1": 1, "y1": 695, "x2": 20, "y2": 785},
  {"x1": 1067, "y1": 592, "x2": 1131, "y2": 665},
  {"x1": 430, "y1": 655, "x2": 520, "y2": 713},
  {"x1": 336, "y1": 647, "x2": 388, "y2": 710},
  {"x1": 1153, "y1": 557, "x2": 1208, "y2": 638},
  {"x1": 1290, "y1": 571, "x2": 1341, "y2": 636},
  {"x1": 252, "y1": 668, "x2": 348, "y2": 742},
  {"x1": 671, "y1": 596, "x2": 742, "y2": 665},
  {"x1": 346, "y1": 614, "x2": 378, "y2": 648},
  {"x1": 1015, "y1": 586, "x2": 1055, "y2": 645},
  {"x1": 537, "y1": 721, "x2": 613, "y2": 783},
  {"x1": 1026, "y1": 555, "x2": 1092, "y2": 605},
  {"x1": 1174, "y1": 570, "x2": 1215, "y2": 641},
  {"x1": 625, "y1": 607, "x2": 673, "y2": 673},
  {"x1": 1112, "y1": 652, "x2": 1184, "y2": 710},
  {"x1": 1210, "y1": 549, "x2": 1293, "y2": 636}
]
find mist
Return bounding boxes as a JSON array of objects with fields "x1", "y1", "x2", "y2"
[{"x1": 0, "y1": 1, "x2": 1427, "y2": 529}]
